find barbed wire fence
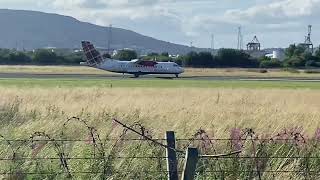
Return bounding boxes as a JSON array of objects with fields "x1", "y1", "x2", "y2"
[{"x1": 1, "y1": 117, "x2": 320, "y2": 180}]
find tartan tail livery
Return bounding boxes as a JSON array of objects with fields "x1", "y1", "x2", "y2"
[
  {"x1": 80, "y1": 41, "x2": 184, "y2": 78},
  {"x1": 81, "y1": 41, "x2": 103, "y2": 67}
]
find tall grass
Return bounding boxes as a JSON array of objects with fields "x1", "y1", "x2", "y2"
[
  {"x1": 0, "y1": 87, "x2": 320, "y2": 137},
  {"x1": 1, "y1": 87, "x2": 320, "y2": 179}
]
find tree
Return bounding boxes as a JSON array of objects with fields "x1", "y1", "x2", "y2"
[
  {"x1": 216, "y1": 49, "x2": 258, "y2": 67},
  {"x1": 9, "y1": 52, "x2": 32, "y2": 64},
  {"x1": 161, "y1": 52, "x2": 169, "y2": 57},
  {"x1": 284, "y1": 56, "x2": 305, "y2": 67},
  {"x1": 284, "y1": 44, "x2": 318, "y2": 67},
  {"x1": 0, "y1": 49, "x2": 11, "y2": 64},
  {"x1": 148, "y1": 52, "x2": 159, "y2": 56},
  {"x1": 294, "y1": 45, "x2": 307, "y2": 56},
  {"x1": 285, "y1": 44, "x2": 296, "y2": 58},
  {"x1": 285, "y1": 44, "x2": 307, "y2": 58},
  {"x1": 182, "y1": 51, "x2": 199, "y2": 67},
  {"x1": 63, "y1": 52, "x2": 84, "y2": 64},
  {"x1": 32, "y1": 49, "x2": 61, "y2": 64},
  {"x1": 315, "y1": 47, "x2": 320, "y2": 59},
  {"x1": 113, "y1": 49, "x2": 137, "y2": 61},
  {"x1": 197, "y1": 52, "x2": 215, "y2": 67}
]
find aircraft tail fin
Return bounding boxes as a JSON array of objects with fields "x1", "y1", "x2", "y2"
[{"x1": 81, "y1": 41, "x2": 103, "y2": 66}]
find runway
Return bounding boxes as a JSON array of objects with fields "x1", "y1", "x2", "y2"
[{"x1": 1, "y1": 72, "x2": 320, "y2": 82}]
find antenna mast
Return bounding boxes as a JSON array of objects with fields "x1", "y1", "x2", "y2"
[
  {"x1": 237, "y1": 26, "x2": 243, "y2": 50},
  {"x1": 211, "y1": 34, "x2": 214, "y2": 50},
  {"x1": 211, "y1": 34, "x2": 215, "y2": 54}
]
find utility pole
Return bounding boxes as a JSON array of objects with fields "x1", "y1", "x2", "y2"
[
  {"x1": 190, "y1": 41, "x2": 194, "y2": 52},
  {"x1": 237, "y1": 26, "x2": 243, "y2": 50},
  {"x1": 107, "y1": 24, "x2": 112, "y2": 54},
  {"x1": 211, "y1": 34, "x2": 214, "y2": 53}
]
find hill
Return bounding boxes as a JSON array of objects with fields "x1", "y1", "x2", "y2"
[{"x1": 0, "y1": 9, "x2": 201, "y2": 54}]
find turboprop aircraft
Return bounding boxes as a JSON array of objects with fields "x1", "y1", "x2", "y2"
[{"x1": 81, "y1": 41, "x2": 184, "y2": 78}]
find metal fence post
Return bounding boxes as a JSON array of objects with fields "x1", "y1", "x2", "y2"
[
  {"x1": 166, "y1": 131, "x2": 179, "y2": 180},
  {"x1": 181, "y1": 148, "x2": 199, "y2": 180}
]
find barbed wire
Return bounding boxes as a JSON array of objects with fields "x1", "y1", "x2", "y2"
[
  {"x1": 1, "y1": 155, "x2": 319, "y2": 161},
  {"x1": 1, "y1": 117, "x2": 320, "y2": 179}
]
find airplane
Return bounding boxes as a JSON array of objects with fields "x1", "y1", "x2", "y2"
[{"x1": 80, "y1": 41, "x2": 184, "y2": 78}]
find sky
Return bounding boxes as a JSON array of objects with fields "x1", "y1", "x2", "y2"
[{"x1": 0, "y1": 0, "x2": 319, "y2": 48}]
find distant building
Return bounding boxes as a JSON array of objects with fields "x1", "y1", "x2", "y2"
[
  {"x1": 265, "y1": 49, "x2": 285, "y2": 61},
  {"x1": 73, "y1": 49, "x2": 82, "y2": 53},
  {"x1": 43, "y1": 46, "x2": 56, "y2": 52},
  {"x1": 169, "y1": 54, "x2": 180, "y2": 59},
  {"x1": 246, "y1": 48, "x2": 286, "y2": 61}
]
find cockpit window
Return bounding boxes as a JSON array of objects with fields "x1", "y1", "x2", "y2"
[{"x1": 173, "y1": 63, "x2": 179, "y2": 67}]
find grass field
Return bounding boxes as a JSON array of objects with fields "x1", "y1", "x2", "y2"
[
  {"x1": 1, "y1": 86, "x2": 320, "y2": 137},
  {"x1": 1, "y1": 66, "x2": 320, "y2": 179},
  {"x1": 1, "y1": 65, "x2": 320, "y2": 77},
  {"x1": 1, "y1": 86, "x2": 320, "y2": 179}
]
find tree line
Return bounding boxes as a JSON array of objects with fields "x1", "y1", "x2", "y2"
[
  {"x1": 0, "y1": 44, "x2": 320, "y2": 68},
  {"x1": 0, "y1": 49, "x2": 83, "y2": 65},
  {"x1": 115, "y1": 45, "x2": 320, "y2": 68}
]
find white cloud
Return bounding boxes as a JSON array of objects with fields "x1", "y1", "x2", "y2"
[
  {"x1": 1, "y1": 0, "x2": 319, "y2": 48},
  {"x1": 225, "y1": 0, "x2": 320, "y2": 23}
]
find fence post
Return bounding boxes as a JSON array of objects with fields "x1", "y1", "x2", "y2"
[
  {"x1": 181, "y1": 148, "x2": 199, "y2": 180},
  {"x1": 166, "y1": 131, "x2": 179, "y2": 180}
]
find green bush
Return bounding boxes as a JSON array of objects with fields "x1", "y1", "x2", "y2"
[
  {"x1": 259, "y1": 59, "x2": 282, "y2": 68},
  {"x1": 283, "y1": 56, "x2": 306, "y2": 68}
]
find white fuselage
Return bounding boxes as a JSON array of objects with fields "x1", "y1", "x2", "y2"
[{"x1": 95, "y1": 58, "x2": 184, "y2": 75}]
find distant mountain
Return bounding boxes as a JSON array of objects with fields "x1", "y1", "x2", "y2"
[{"x1": 0, "y1": 9, "x2": 205, "y2": 54}]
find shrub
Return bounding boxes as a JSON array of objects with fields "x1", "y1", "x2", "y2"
[
  {"x1": 283, "y1": 68, "x2": 300, "y2": 73},
  {"x1": 304, "y1": 70, "x2": 320, "y2": 74},
  {"x1": 259, "y1": 59, "x2": 282, "y2": 68},
  {"x1": 284, "y1": 56, "x2": 306, "y2": 68},
  {"x1": 305, "y1": 60, "x2": 320, "y2": 68}
]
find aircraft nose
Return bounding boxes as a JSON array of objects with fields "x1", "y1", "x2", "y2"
[{"x1": 180, "y1": 67, "x2": 185, "y2": 73}]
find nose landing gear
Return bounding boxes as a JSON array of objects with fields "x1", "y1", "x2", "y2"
[{"x1": 175, "y1": 74, "x2": 179, "y2": 78}]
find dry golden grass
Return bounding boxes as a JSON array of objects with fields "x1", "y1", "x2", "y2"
[
  {"x1": 0, "y1": 65, "x2": 108, "y2": 74},
  {"x1": 183, "y1": 68, "x2": 320, "y2": 77},
  {"x1": 1, "y1": 65, "x2": 320, "y2": 77},
  {"x1": 1, "y1": 87, "x2": 320, "y2": 138}
]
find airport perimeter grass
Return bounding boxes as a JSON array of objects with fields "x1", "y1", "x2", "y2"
[
  {"x1": 1, "y1": 66, "x2": 320, "y2": 179},
  {"x1": 1, "y1": 85, "x2": 320, "y2": 179},
  {"x1": 1, "y1": 87, "x2": 320, "y2": 137},
  {"x1": 1, "y1": 78, "x2": 320, "y2": 89}
]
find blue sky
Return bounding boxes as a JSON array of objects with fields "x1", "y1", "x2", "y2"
[{"x1": 1, "y1": 0, "x2": 319, "y2": 48}]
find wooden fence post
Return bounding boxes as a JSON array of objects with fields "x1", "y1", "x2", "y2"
[
  {"x1": 181, "y1": 148, "x2": 199, "y2": 180},
  {"x1": 166, "y1": 131, "x2": 179, "y2": 180}
]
